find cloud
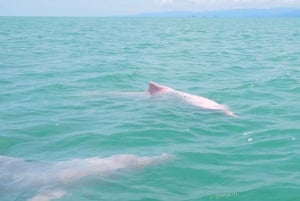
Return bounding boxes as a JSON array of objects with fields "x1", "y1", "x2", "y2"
[{"x1": 160, "y1": 0, "x2": 174, "y2": 4}]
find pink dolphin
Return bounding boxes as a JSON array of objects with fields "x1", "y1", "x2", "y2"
[{"x1": 147, "y1": 81, "x2": 237, "y2": 117}]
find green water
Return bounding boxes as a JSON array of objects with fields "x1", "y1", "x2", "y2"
[{"x1": 0, "y1": 17, "x2": 300, "y2": 200}]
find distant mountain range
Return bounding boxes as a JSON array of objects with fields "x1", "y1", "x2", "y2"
[{"x1": 136, "y1": 8, "x2": 300, "y2": 17}]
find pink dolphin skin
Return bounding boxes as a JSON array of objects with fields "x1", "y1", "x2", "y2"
[{"x1": 147, "y1": 81, "x2": 237, "y2": 117}]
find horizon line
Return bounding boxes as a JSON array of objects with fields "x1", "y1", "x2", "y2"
[{"x1": 0, "y1": 7, "x2": 299, "y2": 18}]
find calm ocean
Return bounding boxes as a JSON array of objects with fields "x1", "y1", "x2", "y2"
[{"x1": 0, "y1": 17, "x2": 299, "y2": 201}]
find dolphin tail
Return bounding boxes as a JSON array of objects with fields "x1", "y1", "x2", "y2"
[
  {"x1": 221, "y1": 105, "x2": 238, "y2": 117},
  {"x1": 224, "y1": 110, "x2": 238, "y2": 117}
]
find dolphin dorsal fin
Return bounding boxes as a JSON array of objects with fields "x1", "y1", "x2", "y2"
[{"x1": 147, "y1": 81, "x2": 171, "y2": 95}]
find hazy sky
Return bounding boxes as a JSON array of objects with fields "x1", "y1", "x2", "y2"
[{"x1": 1, "y1": 0, "x2": 300, "y2": 16}]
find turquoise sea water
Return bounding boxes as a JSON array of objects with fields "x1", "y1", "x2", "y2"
[{"x1": 1, "y1": 17, "x2": 300, "y2": 200}]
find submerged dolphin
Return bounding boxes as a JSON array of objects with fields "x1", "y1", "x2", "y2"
[
  {"x1": 146, "y1": 81, "x2": 236, "y2": 117},
  {"x1": 0, "y1": 153, "x2": 170, "y2": 201}
]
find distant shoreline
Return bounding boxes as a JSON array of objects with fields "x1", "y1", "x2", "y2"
[{"x1": 135, "y1": 8, "x2": 300, "y2": 18}]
